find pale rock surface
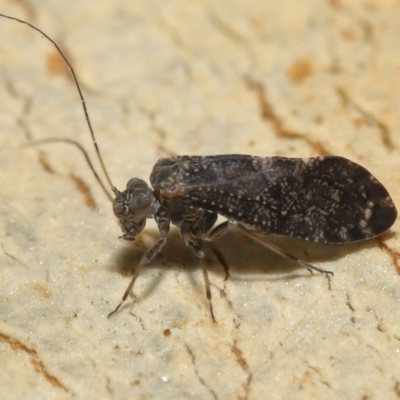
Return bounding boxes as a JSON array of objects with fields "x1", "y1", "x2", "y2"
[{"x1": 0, "y1": 1, "x2": 400, "y2": 399}]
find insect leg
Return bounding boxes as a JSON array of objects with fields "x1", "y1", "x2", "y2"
[
  {"x1": 201, "y1": 256, "x2": 215, "y2": 322},
  {"x1": 202, "y1": 220, "x2": 238, "y2": 281},
  {"x1": 206, "y1": 219, "x2": 238, "y2": 241},
  {"x1": 181, "y1": 221, "x2": 216, "y2": 321},
  {"x1": 208, "y1": 243, "x2": 230, "y2": 282},
  {"x1": 194, "y1": 218, "x2": 242, "y2": 283},
  {"x1": 238, "y1": 225, "x2": 334, "y2": 278},
  {"x1": 108, "y1": 221, "x2": 170, "y2": 318}
]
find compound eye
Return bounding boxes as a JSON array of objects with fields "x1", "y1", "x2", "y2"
[{"x1": 133, "y1": 193, "x2": 150, "y2": 210}]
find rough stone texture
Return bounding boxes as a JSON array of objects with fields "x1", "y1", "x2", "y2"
[{"x1": 0, "y1": 1, "x2": 400, "y2": 399}]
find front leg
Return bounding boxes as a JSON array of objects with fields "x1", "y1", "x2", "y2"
[{"x1": 108, "y1": 214, "x2": 170, "y2": 317}]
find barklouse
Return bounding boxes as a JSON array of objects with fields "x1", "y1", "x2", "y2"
[{"x1": 2, "y1": 14, "x2": 397, "y2": 321}]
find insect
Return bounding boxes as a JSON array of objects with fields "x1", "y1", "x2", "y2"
[{"x1": 2, "y1": 14, "x2": 397, "y2": 320}]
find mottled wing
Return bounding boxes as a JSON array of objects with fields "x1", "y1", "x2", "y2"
[{"x1": 152, "y1": 155, "x2": 397, "y2": 244}]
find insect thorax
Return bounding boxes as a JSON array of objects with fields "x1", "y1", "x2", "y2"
[{"x1": 150, "y1": 157, "x2": 218, "y2": 230}]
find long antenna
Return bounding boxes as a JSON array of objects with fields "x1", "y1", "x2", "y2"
[
  {"x1": 23, "y1": 138, "x2": 113, "y2": 202},
  {"x1": 0, "y1": 13, "x2": 118, "y2": 197}
]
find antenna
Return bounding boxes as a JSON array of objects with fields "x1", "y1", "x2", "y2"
[
  {"x1": 0, "y1": 13, "x2": 118, "y2": 198},
  {"x1": 23, "y1": 138, "x2": 113, "y2": 202}
]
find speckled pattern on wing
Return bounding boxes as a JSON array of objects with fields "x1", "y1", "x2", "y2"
[{"x1": 150, "y1": 155, "x2": 397, "y2": 244}]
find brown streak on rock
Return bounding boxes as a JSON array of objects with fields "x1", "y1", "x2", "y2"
[
  {"x1": 30, "y1": 282, "x2": 53, "y2": 300},
  {"x1": 337, "y1": 87, "x2": 395, "y2": 151},
  {"x1": 246, "y1": 79, "x2": 331, "y2": 156},
  {"x1": 0, "y1": 332, "x2": 68, "y2": 391},
  {"x1": 70, "y1": 173, "x2": 97, "y2": 209},
  {"x1": 376, "y1": 238, "x2": 400, "y2": 275},
  {"x1": 12, "y1": 0, "x2": 37, "y2": 22},
  {"x1": 287, "y1": 58, "x2": 313, "y2": 84},
  {"x1": 328, "y1": 0, "x2": 343, "y2": 9},
  {"x1": 46, "y1": 41, "x2": 73, "y2": 80},
  {"x1": 231, "y1": 341, "x2": 252, "y2": 400},
  {"x1": 38, "y1": 151, "x2": 55, "y2": 174},
  {"x1": 341, "y1": 29, "x2": 357, "y2": 41},
  {"x1": 47, "y1": 52, "x2": 68, "y2": 77}
]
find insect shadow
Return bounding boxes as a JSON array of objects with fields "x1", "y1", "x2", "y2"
[{"x1": 108, "y1": 225, "x2": 375, "y2": 304}]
